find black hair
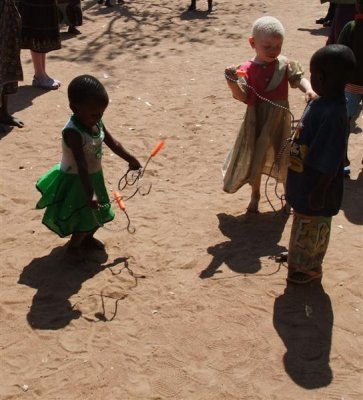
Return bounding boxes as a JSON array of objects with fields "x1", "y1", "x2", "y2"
[
  {"x1": 68, "y1": 74, "x2": 109, "y2": 106},
  {"x1": 310, "y1": 44, "x2": 356, "y2": 88}
]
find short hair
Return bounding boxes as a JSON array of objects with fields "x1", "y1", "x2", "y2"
[
  {"x1": 68, "y1": 75, "x2": 109, "y2": 106},
  {"x1": 311, "y1": 44, "x2": 356, "y2": 86},
  {"x1": 252, "y1": 16, "x2": 285, "y2": 39}
]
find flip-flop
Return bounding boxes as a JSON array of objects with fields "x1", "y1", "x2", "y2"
[{"x1": 287, "y1": 271, "x2": 322, "y2": 284}]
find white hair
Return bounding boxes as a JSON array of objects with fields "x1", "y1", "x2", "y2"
[{"x1": 252, "y1": 16, "x2": 285, "y2": 39}]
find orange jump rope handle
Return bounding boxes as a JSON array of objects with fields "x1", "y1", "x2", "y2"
[
  {"x1": 151, "y1": 140, "x2": 165, "y2": 157},
  {"x1": 236, "y1": 70, "x2": 247, "y2": 77},
  {"x1": 113, "y1": 191, "x2": 125, "y2": 211}
]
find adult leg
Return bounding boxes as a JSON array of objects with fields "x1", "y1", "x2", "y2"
[
  {"x1": 208, "y1": 0, "x2": 212, "y2": 12},
  {"x1": 31, "y1": 50, "x2": 60, "y2": 89},
  {"x1": 188, "y1": 0, "x2": 196, "y2": 11}
]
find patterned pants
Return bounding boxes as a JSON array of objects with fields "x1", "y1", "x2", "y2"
[{"x1": 288, "y1": 212, "x2": 332, "y2": 276}]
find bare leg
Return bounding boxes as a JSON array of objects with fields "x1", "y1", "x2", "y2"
[
  {"x1": 31, "y1": 51, "x2": 47, "y2": 79},
  {"x1": 188, "y1": 0, "x2": 196, "y2": 11},
  {"x1": 31, "y1": 51, "x2": 60, "y2": 88},
  {"x1": 82, "y1": 229, "x2": 105, "y2": 250},
  {"x1": 247, "y1": 174, "x2": 262, "y2": 213},
  {"x1": 66, "y1": 232, "x2": 88, "y2": 258}
]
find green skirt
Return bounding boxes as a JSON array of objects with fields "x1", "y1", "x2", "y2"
[{"x1": 36, "y1": 164, "x2": 115, "y2": 237}]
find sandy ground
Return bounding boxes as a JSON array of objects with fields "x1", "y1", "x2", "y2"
[{"x1": 1, "y1": 0, "x2": 362, "y2": 399}]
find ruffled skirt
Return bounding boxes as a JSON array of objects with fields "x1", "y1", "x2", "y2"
[{"x1": 36, "y1": 164, "x2": 114, "y2": 237}]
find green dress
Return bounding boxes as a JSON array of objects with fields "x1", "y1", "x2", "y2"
[{"x1": 36, "y1": 116, "x2": 115, "y2": 237}]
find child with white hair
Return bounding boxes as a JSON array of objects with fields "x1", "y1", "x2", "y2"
[{"x1": 222, "y1": 16, "x2": 316, "y2": 213}]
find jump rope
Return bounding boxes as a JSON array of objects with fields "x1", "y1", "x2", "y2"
[
  {"x1": 226, "y1": 68, "x2": 306, "y2": 212},
  {"x1": 93, "y1": 140, "x2": 165, "y2": 233}
]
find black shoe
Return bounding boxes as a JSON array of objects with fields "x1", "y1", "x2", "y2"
[
  {"x1": 323, "y1": 20, "x2": 332, "y2": 27},
  {"x1": 68, "y1": 26, "x2": 81, "y2": 35}
]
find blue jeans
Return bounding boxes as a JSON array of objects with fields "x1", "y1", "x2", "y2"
[{"x1": 345, "y1": 91, "x2": 363, "y2": 119}]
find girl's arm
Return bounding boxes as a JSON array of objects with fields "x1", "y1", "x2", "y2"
[
  {"x1": 225, "y1": 66, "x2": 247, "y2": 103},
  {"x1": 63, "y1": 129, "x2": 99, "y2": 209},
  {"x1": 103, "y1": 125, "x2": 142, "y2": 170},
  {"x1": 296, "y1": 77, "x2": 317, "y2": 103}
]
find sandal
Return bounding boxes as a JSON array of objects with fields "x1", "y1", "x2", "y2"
[
  {"x1": 287, "y1": 270, "x2": 322, "y2": 284},
  {"x1": 32, "y1": 76, "x2": 60, "y2": 90}
]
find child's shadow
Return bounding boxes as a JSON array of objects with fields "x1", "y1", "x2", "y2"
[
  {"x1": 273, "y1": 282, "x2": 333, "y2": 389},
  {"x1": 18, "y1": 245, "x2": 128, "y2": 330},
  {"x1": 341, "y1": 170, "x2": 363, "y2": 225},
  {"x1": 200, "y1": 211, "x2": 289, "y2": 279}
]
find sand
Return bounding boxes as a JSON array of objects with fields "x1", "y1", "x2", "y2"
[{"x1": 0, "y1": 0, "x2": 362, "y2": 399}]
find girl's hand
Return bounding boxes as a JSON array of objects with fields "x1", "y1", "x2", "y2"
[
  {"x1": 87, "y1": 193, "x2": 100, "y2": 210},
  {"x1": 305, "y1": 89, "x2": 318, "y2": 103},
  {"x1": 128, "y1": 156, "x2": 142, "y2": 171},
  {"x1": 225, "y1": 65, "x2": 238, "y2": 81}
]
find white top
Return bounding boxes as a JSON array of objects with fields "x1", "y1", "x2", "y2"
[{"x1": 60, "y1": 117, "x2": 104, "y2": 175}]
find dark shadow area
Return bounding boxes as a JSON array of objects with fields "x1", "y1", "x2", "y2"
[
  {"x1": 49, "y1": 0, "x2": 255, "y2": 65},
  {"x1": 273, "y1": 282, "x2": 333, "y2": 389},
  {"x1": 8, "y1": 85, "x2": 49, "y2": 114},
  {"x1": 0, "y1": 124, "x2": 14, "y2": 139},
  {"x1": 341, "y1": 169, "x2": 363, "y2": 225},
  {"x1": 200, "y1": 211, "x2": 289, "y2": 279},
  {"x1": 297, "y1": 27, "x2": 330, "y2": 37},
  {"x1": 180, "y1": 10, "x2": 216, "y2": 21},
  {"x1": 18, "y1": 245, "x2": 130, "y2": 329}
]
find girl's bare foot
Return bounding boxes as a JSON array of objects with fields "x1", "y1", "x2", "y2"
[{"x1": 247, "y1": 198, "x2": 259, "y2": 213}]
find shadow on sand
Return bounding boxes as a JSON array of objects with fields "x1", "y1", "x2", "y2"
[
  {"x1": 9, "y1": 85, "x2": 49, "y2": 114},
  {"x1": 200, "y1": 211, "x2": 289, "y2": 279},
  {"x1": 273, "y1": 281, "x2": 333, "y2": 389},
  {"x1": 341, "y1": 170, "x2": 363, "y2": 225},
  {"x1": 18, "y1": 245, "x2": 130, "y2": 329}
]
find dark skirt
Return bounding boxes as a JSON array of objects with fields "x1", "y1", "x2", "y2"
[
  {"x1": 327, "y1": 4, "x2": 356, "y2": 45},
  {"x1": 0, "y1": 0, "x2": 23, "y2": 91},
  {"x1": 18, "y1": 0, "x2": 61, "y2": 52}
]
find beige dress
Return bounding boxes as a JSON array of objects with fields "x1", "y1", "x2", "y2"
[{"x1": 222, "y1": 56, "x2": 304, "y2": 193}]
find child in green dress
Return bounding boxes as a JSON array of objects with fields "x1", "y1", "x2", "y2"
[{"x1": 36, "y1": 74, "x2": 141, "y2": 256}]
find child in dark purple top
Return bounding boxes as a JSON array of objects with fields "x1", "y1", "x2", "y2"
[{"x1": 285, "y1": 44, "x2": 356, "y2": 284}]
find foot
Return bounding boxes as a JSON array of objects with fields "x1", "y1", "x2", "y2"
[
  {"x1": 323, "y1": 20, "x2": 332, "y2": 27},
  {"x1": 68, "y1": 26, "x2": 81, "y2": 35},
  {"x1": 246, "y1": 196, "x2": 260, "y2": 213},
  {"x1": 82, "y1": 236, "x2": 105, "y2": 251},
  {"x1": 105, "y1": 0, "x2": 112, "y2": 6},
  {"x1": 0, "y1": 112, "x2": 24, "y2": 128},
  {"x1": 32, "y1": 76, "x2": 60, "y2": 90},
  {"x1": 315, "y1": 17, "x2": 326, "y2": 24},
  {"x1": 283, "y1": 202, "x2": 292, "y2": 215}
]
